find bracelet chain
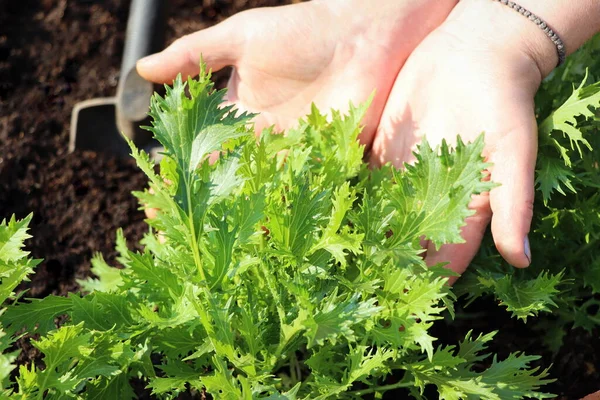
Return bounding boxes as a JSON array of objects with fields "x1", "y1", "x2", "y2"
[{"x1": 493, "y1": 0, "x2": 566, "y2": 66}]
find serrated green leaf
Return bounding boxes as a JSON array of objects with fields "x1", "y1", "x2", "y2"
[
  {"x1": 303, "y1": 291, "x2": 380, "y2": 348},
  {"x1": 145, "y1": 66, "x2": 253, "y2": 175},
  {"x1": 0, "y1": 330, "x2": 18, "y2": 391},
  {"x1": 209, "y1": 153, "x2": 245, "y2": 202},
  {"x1": 32, "y1": 323, "x2": 93, "y2": 395},
  {"x1": 456, "y1": 330, "x2": 496, "y2": 364},
  {"x1": 0, "y1": 214, "x2": 40, "y2": 305},
  {"x1": 387, "y1": 136, "x2": 494, "y2": 249},
  {"x1": 78, "y1": 253, "x2": 124, "y2": 293},
  {"x1": 201, "y1": 356, "x2": 243, "y2": 400},
  {"x1": 267, "y1": 177, "x2": 328, "y2": 260},
  {"x1": 154, "y1": 325, "x2": 205, "y2": 359},
  {"x1": 493, "y1": 271, "x2": 564, "y2": 321},
  {"x1": 127, "y1": 251, "x2": 184, "y2": 300},
  {"x1": 0, "y1": 214, "x2": 33, "y2": 264},
  {"x1": 149, "y1": 360, "x2": 203, "y2": 395},
  {"x1": 85, "y1": 373, "x2": 135, "y2": 400},
  {"x1": 535, "y1": 157, "x2": 577, "y2": 204},
  {"x1": 1, "y1": 295, "x2": 72, "y2": 335},
  {"x1": 71, "y1": 292, "x2": 136, "y2": 331},
  {"x1": 405, "y1": 335, "x2": 553, "y2": 400},
  {"x1": 309, "y1": 183, "x2": 363, "y2": 266},
  {"x1": 539, "y1": 76, "x2": 600, "y2": 166}
]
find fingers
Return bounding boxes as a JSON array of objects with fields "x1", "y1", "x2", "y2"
[
  {"x1": 137, "y1": 16, "x2": 244, "y2": 83},
  {"x1": 581, "y1": 391, "x2": 600, "y2": 400},
  {"x1": 488, "y1": 122, "x2": 537, "y2": 268},
  {"x1": 426, "y1": 120, "x2": 537, "y2": 276},
  {"x1": 425, "y1": 194, "x2": 492, "y2": 285},
  {"x1": 144, "y1": 206, "x2": 158, "y2": 220}
]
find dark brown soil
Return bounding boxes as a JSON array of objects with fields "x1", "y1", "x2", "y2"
[{"x1": 0, "y1": 1, "x2": 598, "y2": 399}]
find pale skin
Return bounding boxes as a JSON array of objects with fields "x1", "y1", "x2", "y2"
[
  {"x1": 137, "y1": 0, "x2": 457, "y2": 143},
  {"x1": 137, "y1": 0, "x2": 600, "y2": 283}
]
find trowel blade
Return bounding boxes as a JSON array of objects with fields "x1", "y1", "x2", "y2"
[
  {"x1": 69, "y1": 97, "x2": 163, "y2": 159},
  {"x1": 69, "y1": 97, "x2": 132, "y2": 157}
]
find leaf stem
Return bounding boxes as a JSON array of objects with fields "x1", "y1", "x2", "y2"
[
  {"x1": 347, "y1": 380, "x2": 413, "y2": 396},
  {"x1": 257, "y1": 258, "x2": 293, "y2": 365},
  {"x1": 290, "y1": 354, "x2": 298, "y2": 383},
  {"x1": 258, "y1": 259, "x2": 286, "y2": 327},
  {"x1": 184, "y1": 174, "x2": 207, "y2": 282}
]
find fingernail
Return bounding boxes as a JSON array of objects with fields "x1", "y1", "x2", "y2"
[{"x1": 524, "y1": 235, "x2": 531, "y2": 264}]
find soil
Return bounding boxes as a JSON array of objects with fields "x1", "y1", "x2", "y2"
[{"x1": 0, "y1": 0, "x2": 598, "y2": 399}]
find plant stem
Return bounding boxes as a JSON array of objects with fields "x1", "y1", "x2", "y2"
[
  {"x1": 347, "y1": 381, "x2": 413, "y2": 396},
  {"x1": 258, "y1": 258, "x2": 296, "y2": 365},
  {"x1": 258, "y1": 259, "x2": 287, "y2": 327},
  {"x1": 184, "y1": 174, "x2": 207, "y2": 282},
  {"x1": 290, "y1": 355, "x2": 298, "y2": 383}
]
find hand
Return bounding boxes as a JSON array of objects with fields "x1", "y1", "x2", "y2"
[
  {"x1": 370, "y1": 0, "x2": 558, "y2": 282},
  {"x1": 136, "y1": 0, "x2": 456, "y2": 144}
]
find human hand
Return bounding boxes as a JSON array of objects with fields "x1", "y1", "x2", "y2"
[
  {"x1": 370, "y1": 0, "x2": 561, "y2": 282},
  {"x1": 136, "y1": 0, "x2": 456, "y2": 143}
]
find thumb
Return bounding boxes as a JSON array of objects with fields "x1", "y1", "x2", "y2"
[
  {"x1": 489, "y1": 120, "x2": 538, "y2": 268},
  {"x1": 136, "y1": 16, "x2": 244, "y2": 83}
]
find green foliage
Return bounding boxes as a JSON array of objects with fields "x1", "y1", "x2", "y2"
[
  {"x1": 0, "y1": 66, "x2": 551, "y2": 399},
  {"x1": 458, "y1": 34, "x2": 600, "y2": 350},
  {"x1": 403, "y1": 331, "x2": 553, "y2": 400},
  {"x1": 0, "y1": 214, "x2": 39, "y2": 305},
  {"x1": 465, "y1": 270, "x2": 564, "y2": 321},
  {"x1": 0, "y1": 214, "x2": 39, "y2": 397}
]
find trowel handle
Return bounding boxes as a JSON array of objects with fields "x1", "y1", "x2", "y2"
[
  {"x1": 117, "y1": 0, "x2": 167, "y2": 131},
  {"x1": 120, "y1": 0, "x2": 167, "y2": 79}
]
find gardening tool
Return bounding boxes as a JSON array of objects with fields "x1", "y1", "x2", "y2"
[{"x1": 69, "y1": 0, "x2": 167, "y2": 156}]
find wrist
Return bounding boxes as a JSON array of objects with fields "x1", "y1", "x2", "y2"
[
  {"x1": 445, "y1": 0, "x2": 600, "y2": 79},
  {"x1": 442, "y1": 0, "x2": 555, "y2": 80}
]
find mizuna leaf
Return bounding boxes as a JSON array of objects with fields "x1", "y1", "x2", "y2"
[
  {"x1": 70, "y1": 292, "x2": 136, "y2": 331},
  {"x1": 77, "y1": 253, "x2": 124, "y2": 293},
  {"x1": 492, "y1": 271, "x2": 564, "y2": 321},
  {"x1": 32, "y1": 324, "x2": 93, "y2": 395},
  {"x1": 387, "y1": 135, "x2": 494, "y2": 249},
  {"x1": 0, "y1": 330, "x2": 18, "y2": 392},
  {"x1": 303, "y1": 291, "x2": 381, "y2": 348},
  {"x1": 201, "y1": 356, "x2": 244, "y2": 400},
  {"x1": 145, "y1": 65, "x2": 253, "y2": 175},
  {"x1": 404, "y1": 333, "x2": 553, "y2": 400},
  {"x1": 535, "y1": 157, "x2": 577, "y2": 204},
  {"x1": 2, "y1": 295, "x2": 73, "y2": 336},
  {"x1": 0, "y1": 214, "x2": 33, "y2": 264},
  {"x1": 85, "y1": 373, "x2": 136, "y2": 400},
  {"x1": 0, "y1": 214, "x2": 39, "y2": 305},
  {"x1": 309, "y1": 183, "x2": 363, "y2": 266},
  {"x1": 539, "y1": 76, "x2": 600, "y2": 166}
]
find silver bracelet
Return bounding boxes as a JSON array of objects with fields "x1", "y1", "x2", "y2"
[{"x1": 493, "y1": 0, "x2": 566, "y2": 67}]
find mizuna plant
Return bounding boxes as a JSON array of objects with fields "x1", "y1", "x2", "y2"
[
  {"x1": 0, "y1": 64, "x2": 552, "y2": 399},
  {"x1": 455, "y1": 34, "x2": 600, "y2": 341},
  {"x1": 1, "y1": 32, "x2": 600, "y2": 398}
]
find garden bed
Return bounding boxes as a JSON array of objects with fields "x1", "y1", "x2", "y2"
[{"x1": 0, "y1": 1, "x2": 598, "y2": 399}]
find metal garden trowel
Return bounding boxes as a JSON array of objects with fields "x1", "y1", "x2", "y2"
[{"x1": 70, "y1": 0, "x2": 166, "y2": 156}]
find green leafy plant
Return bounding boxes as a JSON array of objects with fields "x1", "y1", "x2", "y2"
[
  {"x1": 455, "y1": 33, "x2": 600, "y2": 348},
  {"x1": 0, "y1": 62, "x2": 558, "y2": 399},
  {"x1": 0, "y1": 214, "x2": 39, "y2": 397}
]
